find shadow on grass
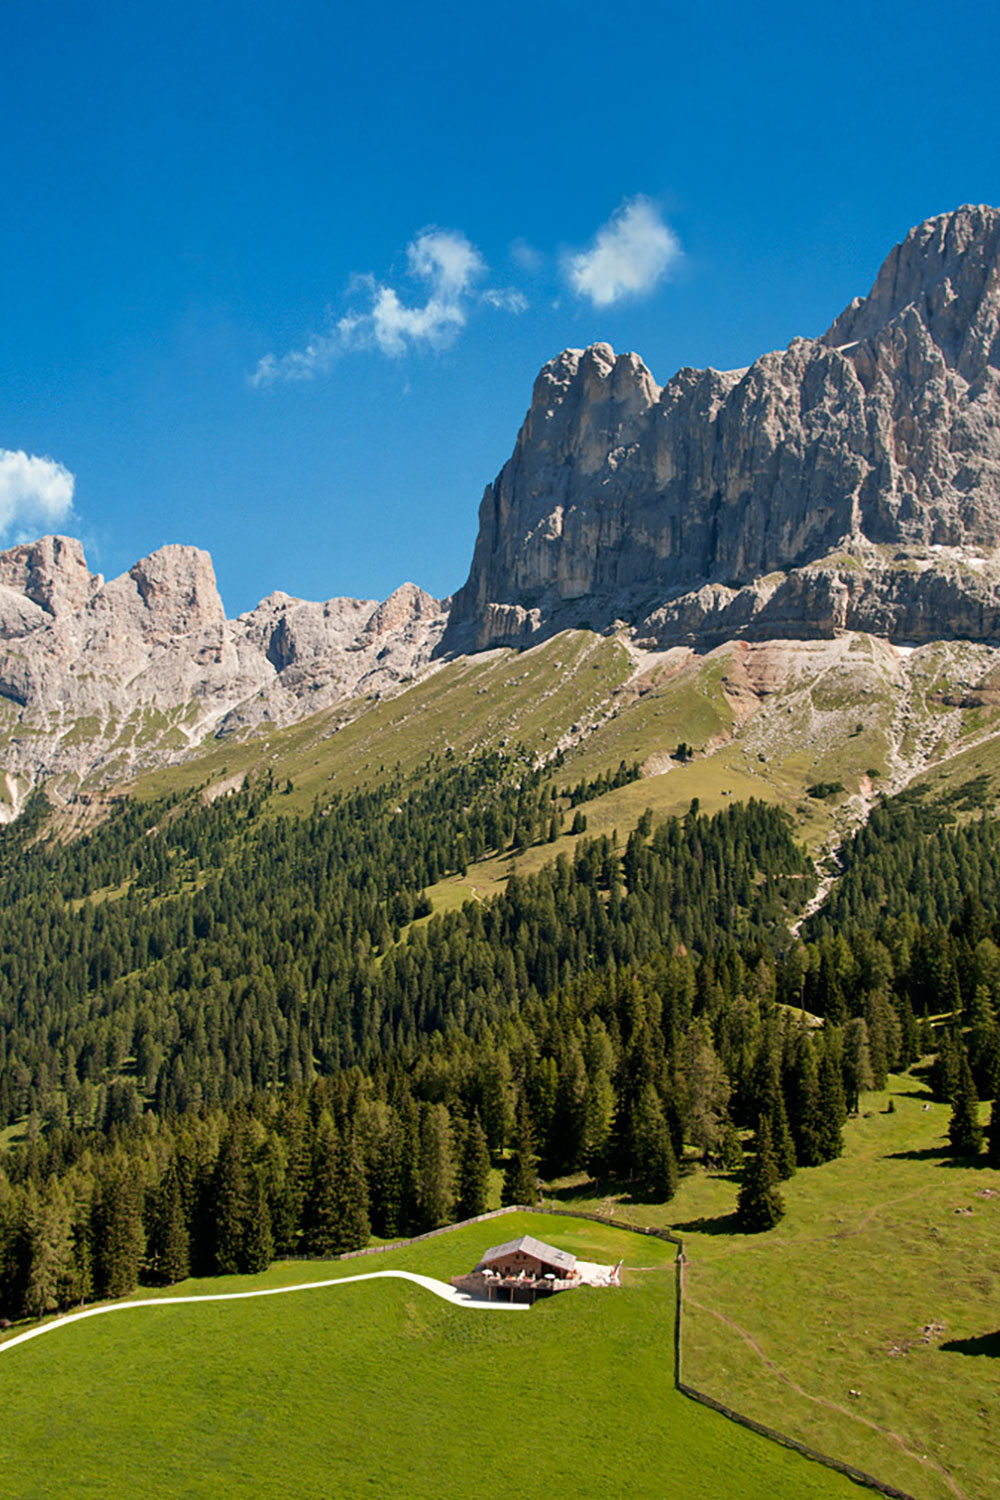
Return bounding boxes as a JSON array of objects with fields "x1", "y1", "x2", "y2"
[
  {"x1": 885, "y1": 1146, "x2": 991, "y2": 1167},
  {"x1": 941, "y1": 1330, "x2": 1000, "y2": 1358},
  {"x1": 671, "y1": 1212, "x2": 742, "y2": 1237},
  {"x1": 885, "y1": 1145, "x2": 950, "y2": 1161}
]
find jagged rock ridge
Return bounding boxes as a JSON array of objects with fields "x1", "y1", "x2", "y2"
[
  {"x1": 445, "y1": 203, "x2": 1000, "y2": 651},
  {"x1": 0, "y1": 537, "x2": 445, "y2": 813}
]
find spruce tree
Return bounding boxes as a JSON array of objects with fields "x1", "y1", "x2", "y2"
[
  {"x1": 148, "y1": 1160, "x2": 190, "y2": 1284},
  {"x1": 737, "y1": 1116, "x2": 784, "y2": 1233},
  {"x1": 947, "y1": 1053, "x2": 983, "y2": 1157},
  {"x1": 632, "y1": 1084, "x2": 678, "y2": 1201},
  {"x1": 213, "y1": 1119, "x2": 252, "y2": 1275},
  {"x1": 789, "y1": 1042, "x2": 823, "y2": 1167},
  {"x1": 842, "y1": 1018, "x2": 875, "y2": 1114},
  {"x1": 501, "y1": 1098, "x2": 539, "y2": 1207},
  {"x1": 816, "y1": 1049, "x2": 847, "y2": 1162},
  {"x1": 241, "y1": 1170, "x2": 275, "y2": 1274},
  {"x1": 769, "y1": 1088, "x2": 797, "y2": 1181},
  {"x1": 304, "y1": 1110, "x2": 343, "y2": 1255},
  {"x1": 417, "y1": 1104, "x2": 455, "y2": 1230},
  {"x1": 456, "y1": 1112, "x2": 491, "y2": 1220},
  {"x1": 92, "y1": 1163, "x2": 144, "y2": 1299}
]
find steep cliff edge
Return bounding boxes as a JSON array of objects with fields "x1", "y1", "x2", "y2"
[{"x1": 445, "y1": 204, "x2": 1000, "y2": 650}]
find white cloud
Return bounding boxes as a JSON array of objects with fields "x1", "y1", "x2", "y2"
[
  {"x1": 564, "y1": 197, "x2": 682, "y2": 308},
  {"x1": 481, "y1": 287, "x2": 529, "y2": 313},
  {"x1": 251, "y1": 227, "x2": 517, "y2": 385},
  {"x1": 0, "y1": 449, "x2": 75, "y2": 539}
]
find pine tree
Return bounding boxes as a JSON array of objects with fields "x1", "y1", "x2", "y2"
[
  {"x1": 632, "y1": 1084, "x2": 678, "y2": 1201},
  {"x1": 241, "y1": 1170, "x2": 275, "y2": 1273},
  {"x1": 213, "y1": 1118, "x2": 253, "y2": 1275},
  {"x1": 769, "y1": 1088, "x2": 797, "y2": 1181},
  {"x1": 92, "y1": 1163, "x2": 144, "y2": 1299},
  {"x1": 148, "y1": 1160, "x2": 190, "y2": 1285},
  {"x1": 501, "y1": 1097, "x2": 538, "y2": 1207},
  {"x1": 23, "y1": 1179, "x2": 75, "y2": 1319},
  {"x1": 456, "y1": 1112, "x2": 491, "y2": 1220},
  {"x1": 304, "y1": 1110, "x2": 343, "y2": 1255},
  {"x1": 737, "y1": 1117, "x2": 784, "y2": 1233},
  {"x1": 789, "y1": 1042, "x2": 823, "y2": 1167},
  {"x1": 947, "y1": 1053, "x2": 983, "y2": 1157},
  {"x1": 417, "y1": 1103, "x2": 455, "y2": 1229},
  {"x1": 842, "y1": 1017, "x2": 875, "y2": 1114},
  {"x1": 816, "y1": 1049, "x2": 847, "y2": 1162}
]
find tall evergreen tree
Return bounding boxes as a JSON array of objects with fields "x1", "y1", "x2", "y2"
[
  {"x1": 947, "y1": 1053, "x2": 983, "y2": 1157},
  {"x1": 632, "y1": 1084, "x2": 679, "y2": 1201},
  {"x1": 737, "y1": 1116, "x2": 784, "y2": 1233},
  {"x1": 501, "y1": 1097, "x2": 538, "y2": 1207},
  {"x1": 92, "y1": 1162, "x2": 144, "y2": 1299},
  {"x1": 769, "y1": 1087, "x2": 797, "y2": 1181},
  {"x1": 816, "y1": 1048, "x2": 847, "y2": 1161},
  {"x1": 842, "y1": 1018, "x2": 875, "y2": 1114},
  {"x1": 241, "y1": 1169, "x2": 275, "y2": 1273},
  {"x1": 213, "y1": 1118, "x2": 253, "y2": 1275},
  {"x1": 147, "y1": 1159, "x2": 190, "y2": 1285},
  {"x1": 455, "y1": 1112, "x2": 491, "y2": 1220},
  {"x1": 417, "y1": 1104, "x2": 455, "y2": 1230}
]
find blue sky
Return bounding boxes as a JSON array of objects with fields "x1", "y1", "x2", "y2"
[{"x1": 2, "y1": 0, "x2": 998, "y2": 615}]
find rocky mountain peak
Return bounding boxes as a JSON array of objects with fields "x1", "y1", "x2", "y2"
[
  {"x1": 444, "y1": 203, "x2": 1000, "y2": 654},
  {"x1": 0, "y1": 534, "x2": 102, "y2": 617},
  {"x1": 824, "y1": 204, "x2": 1000, "y2": 377},
  {"x1": 365, "y1": 582, "x2": 442, "y2": 638},
  {"x1": 125, "y1": 545, "x2": 226, "y2": 637}
]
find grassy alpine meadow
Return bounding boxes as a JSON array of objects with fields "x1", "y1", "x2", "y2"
[
  {"x1": 548, "y1": 1075, "x2": 1000, "y2": 1500},
  {"x1": 0, "y1": 1212, "x2": 860, "y2": 1500}
]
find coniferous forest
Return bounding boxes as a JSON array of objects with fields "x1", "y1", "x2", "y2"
[{"x1": 1, "y1": 757, "x2": 998, "y2": 1324}]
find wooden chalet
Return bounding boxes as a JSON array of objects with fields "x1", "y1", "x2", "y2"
[{"x1": 450, "y1": 1234, "x2": 579, "y2": 1304}]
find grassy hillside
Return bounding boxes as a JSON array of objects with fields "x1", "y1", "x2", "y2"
[
  {"x1": 117, "y1": 629, "x2": 1000, "y2": 868},
  {"x1": 0, "y1": 1213, "x2": 859, "y2": 1500},
  {"x1": 546, "y1": 1073, "x2": 1000, "y2": 1500}
]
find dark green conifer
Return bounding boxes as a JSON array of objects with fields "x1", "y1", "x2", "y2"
[
  {"x1": 737, "y1": 1116, "x2": 784, "y2": 1233},
  {"x1": 501, "y1": 1097, "x2": 538, "y2": 1207},
  {"x1": 148, "y1": 1160, "x2": 190, "y2": 1284},
  {"x1": 947, "y1": 1053, "x2": 983, "y2": 1157},
  {"x1": 632, "y1": 1084, "x2": 678, "y2": 1201},
  {"x1": 456, "y1": 1112, "x2": 491, "y2": 1220},
  {"x1": 92, "y1": 1163, "x2": 144, "y2": 1299},
  {"x1": 816, "y1": 1049, "x2": 847, "y2": 1161},
  {"x1": 769, "y1": 1088, "x2": 797, "y2": 1180}
]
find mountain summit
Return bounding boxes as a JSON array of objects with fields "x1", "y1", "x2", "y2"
[{"x1": 445, "y1": 204, "x2": 1000, "y2": 651}]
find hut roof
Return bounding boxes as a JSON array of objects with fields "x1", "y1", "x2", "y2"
[{"x1": 475, "y1": 1234, "x2": 577, "y2": 1273}]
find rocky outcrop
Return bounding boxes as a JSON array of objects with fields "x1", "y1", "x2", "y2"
[
  {"x1": 0, "y1": 539, "x2": 446, "y2": 810},
  {"x1": 445, "y1": 204, "x2": 1000, "y2": 651}
]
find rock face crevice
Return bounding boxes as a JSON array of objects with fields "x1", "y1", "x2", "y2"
[{"x1": 444, "y1": 204, "x2": 1000, "y2": 652}]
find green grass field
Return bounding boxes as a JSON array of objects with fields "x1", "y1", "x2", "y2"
[
  {"x1": 0, "y1": 1212, "x2": 861, "y2": 1500},
  {"x1": 547, "y1": 1075, "x2": 1000, "y2": 1500}
]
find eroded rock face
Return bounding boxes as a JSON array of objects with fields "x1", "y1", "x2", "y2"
[
  {"x1": 445, "y1": 204, "x2": 1000, "y2": 650},
  {"x1": 0, "y1": 539, "x2": 446, "y2": 809}
]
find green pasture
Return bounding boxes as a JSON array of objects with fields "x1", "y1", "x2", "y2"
[
  {"x1": 548, "y1": 1075, "x2": 1000, "y2": 1500},
  {"x1": 0, "y1": 1212, "x2": 858, "y2": 1500}
]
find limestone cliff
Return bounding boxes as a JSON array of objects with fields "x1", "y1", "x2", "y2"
[
  {"x1": 0, "y1": 540, "x2": 445, "y2": 812},
  {"x1": 445, "y1": 204, "x2": 1000, "y2": 650}
]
